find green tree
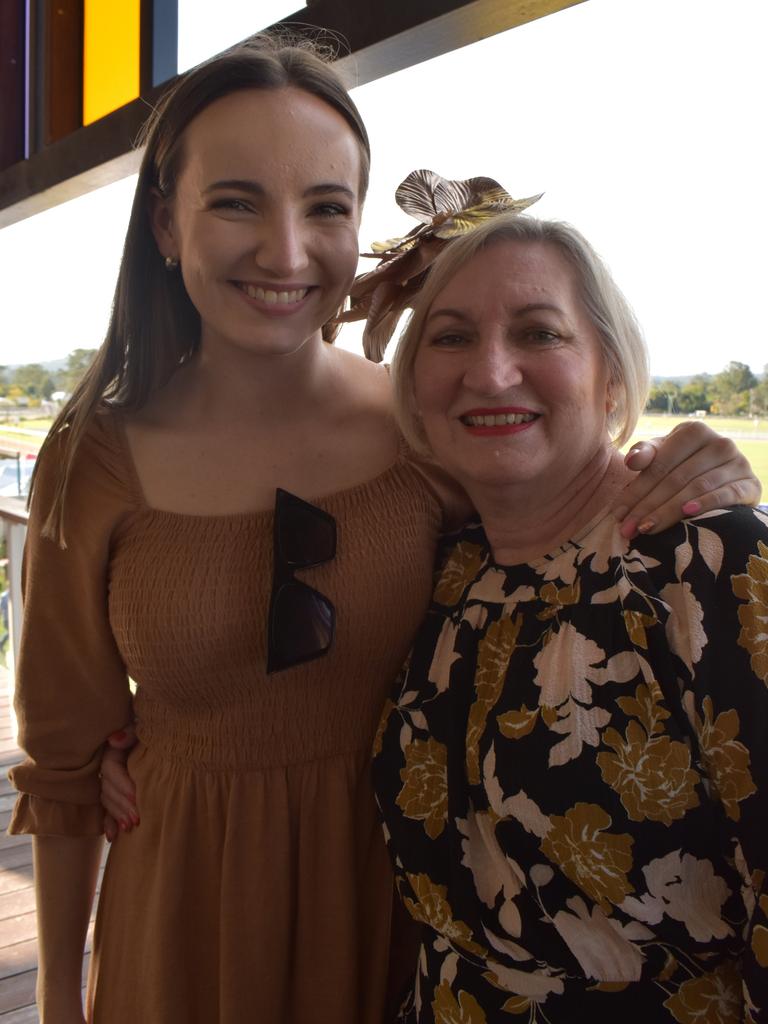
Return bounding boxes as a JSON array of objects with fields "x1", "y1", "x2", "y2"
[
  {"x1": 752, "y1": 366, "x2": 768, "y2": 416},
  {"x1": 646, "y1": 380, "x2": 680, "y2": 413},
  {"x1": 676, "y1": 374, "x2": 712, "y2": 414},
  {"x1": 57, "y1": 348, "x2": 97, "y2": 395},
  {"x1": 12, "y1": 363, "x2": 55, "y2": 400},
  {"x1": 710, "y1": 361, "x2": 757, "y2": 414}
]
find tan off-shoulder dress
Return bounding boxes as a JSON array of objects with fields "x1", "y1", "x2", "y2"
[{"x1": 9, "y1": 410, "x2": 442, "y2": 1023}]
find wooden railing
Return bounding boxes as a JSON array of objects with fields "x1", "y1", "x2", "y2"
[{"x1": 0, "y1": 497, "x2": 27, "y2": 718}]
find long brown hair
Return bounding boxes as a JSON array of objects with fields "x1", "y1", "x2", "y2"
[{"x1": 35, "y1": 33, "x2": 371, "y2": 544}]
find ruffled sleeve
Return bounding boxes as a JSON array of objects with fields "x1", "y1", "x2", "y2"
[{"x1": 8, "y1": 411, "x2": 136, "y2": 836}]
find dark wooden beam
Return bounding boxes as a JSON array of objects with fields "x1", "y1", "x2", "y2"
[
  {"x1": 43, "y1": 0, "x2": 84, "y2": 146},
  {"x1": 0, "y1": 92, "x2": 158, "y2": 224},
  {"x1": 0, "y1": 0, "x2": 584, "y2": 226},
  {"x1": 0, "y1": 0, "x2": 26, "y2": 174},
  {"x1": 294, "y1": 0, "x2": 585, "y2": 86}
]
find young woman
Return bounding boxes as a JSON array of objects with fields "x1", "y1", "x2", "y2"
[{"x1": 9, "y1": 36, "x2": 760, "y2": 1024}]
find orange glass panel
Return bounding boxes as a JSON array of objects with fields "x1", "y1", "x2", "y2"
[{"x1": 82, "y1": 0, "x2": 140, "y2": 126}]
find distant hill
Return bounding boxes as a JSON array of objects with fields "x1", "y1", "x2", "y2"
[
  {"x1": 650, "y1": 374, "x2": 712, "y2": 386},
  {"x1": 3, "y1": 358, "x2": 67, "y2": 373}
]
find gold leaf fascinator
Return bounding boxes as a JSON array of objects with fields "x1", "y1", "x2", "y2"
[{"x1": 335, "y1": 169, "x2": 542, "y2": 362}]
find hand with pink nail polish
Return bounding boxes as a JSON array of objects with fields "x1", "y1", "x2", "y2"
[{"x1": 612, "y1": 421, "x2": 761, "y2": 535}]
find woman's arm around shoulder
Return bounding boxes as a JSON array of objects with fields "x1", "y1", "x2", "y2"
[{"x1": 615, "y1": 420, "x2": 761, "y2": 537}]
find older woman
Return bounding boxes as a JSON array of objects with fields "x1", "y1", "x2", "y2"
[{"x1": 373, "y1": 214, "x2": 768, "y2": 1023}]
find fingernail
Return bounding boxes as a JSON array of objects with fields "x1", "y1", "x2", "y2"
[
  {"x1": 620, "y1": 517, "x2": 638, "y2": 539},
  {"x1": 627, "y1": 444, "x2": 644, "y2": 456},
  {"x1": 119, "y1": 819, "x2": 129, "y2": 831},
  {"x1": 105, "y1": 829, "x2": 115, "y2": 843},
  {"x1": 130, "y1": 813, "x2": 140, "y2": 827},
  {"x1": 682, "y1": 500, "x2": 701, "y2": 515},
  {"x1": 613, "y1": 505, "x2": 629, "y2": 522},
  {"x1": 637, "y1": 518, "x2": 656, "y2": 534},
  {"x1": 110, "y1": 730, "x2": 127, "y2": 742}
]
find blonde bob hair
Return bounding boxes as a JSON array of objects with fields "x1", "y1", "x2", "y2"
[{"x1": 391, "y1": 213, "x2": 649, "y2": 455}]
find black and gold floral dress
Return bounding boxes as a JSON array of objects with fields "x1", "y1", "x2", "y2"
[{"x1": 373, "y1": 506, "x2": 768, "y2": 1023}]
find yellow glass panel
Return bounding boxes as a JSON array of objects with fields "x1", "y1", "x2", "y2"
[{"x1": 83, "y1": 0, "x2": 140, "y2": 126}]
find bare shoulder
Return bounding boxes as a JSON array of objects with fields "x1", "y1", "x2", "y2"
[
  {"x1": 328, "y1": 347, "x2": 471, "y2": 523},
  {"x1": 328, "y1": 346, "x2": 393, "y2": 415},
  {"x1": 322, "y1": 347, "x2": 399, "y2": 467}
]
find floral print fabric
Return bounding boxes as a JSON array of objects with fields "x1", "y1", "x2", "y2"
[{"x1": 373, "y1": 507, "x2": 768, "y2": 1023}]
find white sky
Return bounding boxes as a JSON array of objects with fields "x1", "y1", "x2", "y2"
[
  {"x1": 1, "y1": 0, "x2": 766, "y2": 378},
  {"x1": 177, "y1": 0, "x2": 302, "y2": 73}
]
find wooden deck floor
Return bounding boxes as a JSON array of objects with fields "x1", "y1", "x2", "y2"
[
  {"x1": 0, "y1": 668, "x2": 39, "y2": 1022},
  {"x1": 0, "y1": 666, "x2": 97, "y2": 1021}
]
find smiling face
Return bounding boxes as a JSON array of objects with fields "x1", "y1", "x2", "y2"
[
  {"x1": 150, "y1": 86, "x2": 363, "y2": 359},
  {"x1": 412, "y1": 239, "x2": 613, "y2": 499}
]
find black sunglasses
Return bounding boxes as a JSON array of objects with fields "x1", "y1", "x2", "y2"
[{"x1": 266, "y1": 488, "x2": 337, "y2": 674}]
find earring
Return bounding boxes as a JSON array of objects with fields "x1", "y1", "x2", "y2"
[{"x1": 164, "y1": 255, "x2": 179, "y2": 270}]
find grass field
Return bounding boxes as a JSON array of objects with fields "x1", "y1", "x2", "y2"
[
  {"x1": 633, "y1": 414, "x2": 768, "y2": 438},
  {"x1": 0, "y1": 417, "x2": 51, "y2": 437}
]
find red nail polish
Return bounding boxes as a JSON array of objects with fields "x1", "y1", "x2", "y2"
[{"x1": 110, "y1": 730, "x2": 127, "y2": 742}]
